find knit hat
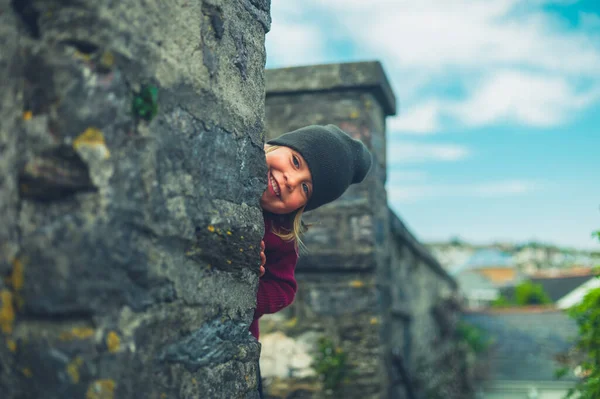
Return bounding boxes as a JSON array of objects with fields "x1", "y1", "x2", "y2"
[{"x1": 267, "y1": 124, "x2": 372, "y2": 212}]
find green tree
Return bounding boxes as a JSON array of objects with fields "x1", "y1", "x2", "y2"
[
  {"x1": 557, "y1": 230, "x2": 600, "y2": 399},
  {"x1": 490, "y1": 294, "x2": 513, "y2": 307},
  {"x1": 514, "y1": 281, "x2": 552, "y2": 305}
]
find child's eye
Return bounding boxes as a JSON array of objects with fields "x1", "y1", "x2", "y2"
[
  {"x1": 302, "y1": 183, "x2": 309, "y2": 195},
  {"x1": 292, "y1": 155, "x2": 300, "y2": 168}
]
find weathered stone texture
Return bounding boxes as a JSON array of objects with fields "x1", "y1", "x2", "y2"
[
  {"x1": 261, "y1": 62, "x2": 472, "y2": 399},
  {"x1": 0, "y1": 0, "x2": 270, "y2": 398}
]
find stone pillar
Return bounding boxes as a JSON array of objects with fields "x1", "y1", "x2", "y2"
[
  {"x1": 0, "y1": 1, "x2": 270, "y2": 398},
  {"x1": 261, "y1": 62, "x2": 396, "y2": 398}
]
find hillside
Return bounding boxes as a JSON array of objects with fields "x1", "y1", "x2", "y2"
[{"x1": 426, "y1": 240, "x2": 600, "y2": 274}]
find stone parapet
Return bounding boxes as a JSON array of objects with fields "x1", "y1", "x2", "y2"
[{"x1": 266, "y1": 61, "x2": 396, "y2": 117}]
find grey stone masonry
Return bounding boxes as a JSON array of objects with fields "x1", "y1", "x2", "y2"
[
  {"x1": 261, "y1": 62, "x2": 472, "y2": 399},
  {"x1": 0, "y1": 0, "x2": 270, "y2": 398}
]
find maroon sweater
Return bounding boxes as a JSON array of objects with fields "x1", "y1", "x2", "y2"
[{"x1": 250, "y1": 212, "x2": 298, "y2": 339}]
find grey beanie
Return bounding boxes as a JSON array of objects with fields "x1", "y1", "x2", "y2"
[{"x1": 268, "y1": 124, "x2": 372, "y2": 212}]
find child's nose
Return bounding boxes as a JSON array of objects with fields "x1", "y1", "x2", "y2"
[{"x1": 285, "y1": 173, "x2": 299, "y2": 190}]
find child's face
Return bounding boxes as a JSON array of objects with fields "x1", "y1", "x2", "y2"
[{"x1": 261, "y1": 146, "x2": 313, "y2": 214}]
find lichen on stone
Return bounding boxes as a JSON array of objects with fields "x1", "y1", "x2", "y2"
[
  {"x1": 73, "y1": 127, "x2": 111, "y2": 159},
  {"x1": 106, "y1": 331, "x2": 120, "y2": 353},
  {"x1": 86, "y1": 379, "x2": 116, "y2": 399},
  {"x1": 59, "y1": 327, "x2": 95, "y2": 341},
  {"x1": 67, "y1": 356, "x2": 84, "y2": 383},
  {"x1": 0, "y1": 290, "x2": 15, "y2": 334}
]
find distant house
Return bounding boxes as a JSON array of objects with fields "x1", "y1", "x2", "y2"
[
  {"x1": 464, "y1": 307, "x2": 579, "y2": 399},
  {"x1": 453, "y1": 249, "x2": 523, "y2": 308},
  {"x1": 455, "y1": 270, "x2": 500, "y2": 309},
  {"x1": 501, "y1": 269, "x2": 599, "y2": 309},
  {"x1": 452, "y1": 248, "x2": 520, "y2": 285},
  {"x1": 557, "y1": 276, "x2": 600, "y2": 309}
]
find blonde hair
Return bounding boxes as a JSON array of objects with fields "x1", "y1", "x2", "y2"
[{"x1": 265, "y1": 145, "x2": 309, "y2": 252}]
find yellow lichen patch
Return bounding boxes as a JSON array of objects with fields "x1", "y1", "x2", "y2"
[
  {"x1": 100, "y1": 51, "x2": 115, "y2": 69},
  {"x1": 284, "y1": 317, "x2": 297, "y2": 328},
  {"x1": 191, "y1": 378, "x2": 197, "y2": 385},
  {"x1": 226, "y1": 231, "x2": 232, "y2": 236},
  {"x1": 67, "y1": 356, "x2": 84, "y2": 383},
  {"x1": 10, "y1": 258, "x2": 24, "y2": 291},
  {"x1": 86, "y1": 379, "x2": 116, "y2": 399},
  {"x1": 73, "y1": 128, "x2": 111, "y2": 159},
  {"x1": 21, "y1": 368, "x2": 33, "y2": 378},
  {"x1": 73, "y1": 50, "x2": 92, "y2": 61},
  {"x1": 6, "y1": 338, "x2": 17, "y2": 352},
  {"x1": 349, "y1": 280, "x2": 364, "y2": 288},
  {"x1": 59, "y1": 327, "x2": 95, "y2": 341},
  {"x1": 226, "y1": 260, "x2": 232, "y2": 265},
  {"x1": 0, "y1": 290, "x2": 15, "y2": 334},
  {"x1": 207, "y1": 225, "x2": 215, "y2": 233},
  {"x1": 370, "y1": 317, "x2": 379, "y2": 325},
  {"x1": 23, "y1": 111, "x2": 33, "y2": 121},
  {"x1": 106, "y1": 331, "x2": 120, "y2": 353},
  {"x1": 349, "y1": 110, "x2": 360, "y2": 119},
  {"x1": 239, "y1": 248, "x2": 244, "y2": 252}
]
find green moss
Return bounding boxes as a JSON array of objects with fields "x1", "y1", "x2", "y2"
[
  {"x1": 311, "y1": 337, "x2": 353, "y2": 395},
  {"x1": 131, "y1": 85, "x2": 158, "y2": 121}
]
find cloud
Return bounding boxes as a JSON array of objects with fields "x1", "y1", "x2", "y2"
[
  {"x1": 387, "y1": 141, "x2": 471, "y2": 163},
  {"x1": 449, "y1": 71, "x2": 600, "y2": 126},
  {"x1": 389, "y1": 71, "x2": 600, "y2": 132},
  {"x1": 266, "y1": 3, "x2": 325, "y2": 67},
  {"x1": 388, "y1": 102, "x2": 441, "y2": 134},
  {"x1": 386, "y1": 179, "x2": 543, "y2": 203},
  {"x1": 312, "y1": 0, "x2": 600, "y2": 75},
  {"x1": 268, "y1": 0, "x2": 600, "y2": 131},
  {"x1": 473, "y1": 180, "x2": 544, "y2": 196}
]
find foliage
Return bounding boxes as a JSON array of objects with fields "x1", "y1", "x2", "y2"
[
  {"x1": 557, "y1": 230, "x2": 600, "y2": 399},
  {"x1": 311, "y1": 337, "x2": 353, "y2": 394},
  {"x1": 455, "y1": 321, "x2": 492, "y2": 354},
  {"x1": 131, "y1": 84, "x2": 158, "y2": 121},
  {"x1": 514, "y1": 281, "x2": 552, "y2": 305},
  {"x1": 491, "y1": 281, "x2": 552, "y2": 307},
  {"x1": 490, "y1": 294, "x2": 513, "y2": 307}
]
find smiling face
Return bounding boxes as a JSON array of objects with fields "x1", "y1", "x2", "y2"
[{"x1": 260, "y1": 145, "x2": 313, "y2": 215}]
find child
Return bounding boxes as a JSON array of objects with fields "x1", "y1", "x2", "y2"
[{"x1": 251, "y1": 124, "x2": 372, "y2": 395}]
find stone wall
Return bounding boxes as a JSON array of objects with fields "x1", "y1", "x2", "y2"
[
  {"x1": 260, "y1": 62, "x2": 470, "y2": 399},
  {"x1": 0, "y1": 1, "x2": 270, "y2": 398},
  {"x1": 388, "y1": 212, "x2": 469, "y2": 399}
]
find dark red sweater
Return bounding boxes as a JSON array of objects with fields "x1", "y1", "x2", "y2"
[{"x1": 250, "y1": 212, "x2": 298, "y2": 339}]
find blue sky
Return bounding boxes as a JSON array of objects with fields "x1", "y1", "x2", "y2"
[{"x1": 265, "y1": 0, "x2": 600, "y2": 250}]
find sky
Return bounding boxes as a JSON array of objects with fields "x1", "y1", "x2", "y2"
[{"x1": 265, "y1": 0, "x2": 600, "y2": 250}]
